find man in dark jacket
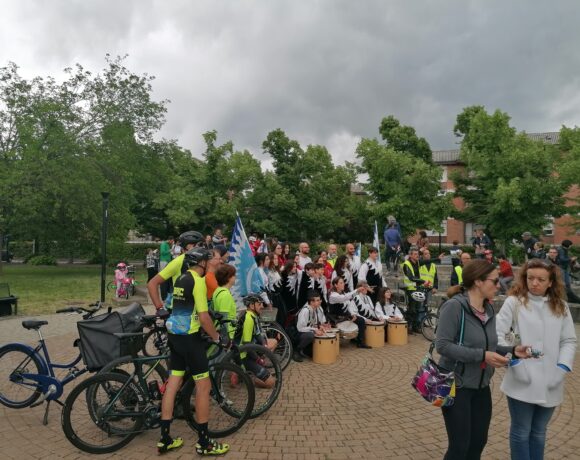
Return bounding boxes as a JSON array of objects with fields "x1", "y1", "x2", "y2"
[
  {"x1": 558, "y1": 240, "x2": 580, "y2": 303},
  {"x1": 521, "y1": 232, "x2": 538, "y2": 260}
]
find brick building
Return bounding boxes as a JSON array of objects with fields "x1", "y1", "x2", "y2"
[{"x1": 431, "y1": 132, "x2": 580, "y2": 245}]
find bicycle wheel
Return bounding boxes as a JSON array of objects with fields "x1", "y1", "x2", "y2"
[
  {"x1": 142, "y1": 328, "x2": 169, "y2": 357},
  {"x1": 0, "y1": 346, "x2": 44, "y2": 408},
  {"x1": 182, "y1": 361, "x2": 255, "y2": 438},
  {"x1": 224, "y1": 344, "x2": 282, "y2": 418},
  {"x1": 262, "y1": 322, "x2": 293, "y2": 371},
  {"x1": 421, "y1": 313, "x2": 438, "y2": 342},
  {"x1": 62, "y1": 372, "x2": 145, "y2": 454}
]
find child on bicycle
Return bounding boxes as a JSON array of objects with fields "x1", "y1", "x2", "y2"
[
  {"x1": 114, "y1": 262, "x2": 129, "y2": 297},
  {"x1": 234, "y1": 294, "x2": 277, "y2": 389}
]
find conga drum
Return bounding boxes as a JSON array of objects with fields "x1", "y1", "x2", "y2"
[
  {"x1": 364, "y1": 321, "x2": 385, "y2": 348},
  {"x1": 313, "y1": 334, "x2": 337, "y2": 364},
  {"x1": 328, "y1": 328, "x2": 340, "y2": 357},
  {"x1": 387, "y1": 320, "x2": 408, "y2": 345}
]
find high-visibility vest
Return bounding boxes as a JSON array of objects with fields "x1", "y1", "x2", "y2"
[
  {"x1": 402, "y1": 260, "x2": 420, "y2": 290},
  {"x1": 454, "y1": 266, "x2": 463, "y2": 285},
  {"x1": 419, "y1": 263, "x2": 437, "y2": 285}
]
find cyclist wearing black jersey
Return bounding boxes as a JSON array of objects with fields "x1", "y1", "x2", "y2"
[
  {"x1": 148, "y1": 230, "x2": 203, "y2": 311},
  {"x1": 157, "y1": 247, "x2": 230, "y2": 456}
]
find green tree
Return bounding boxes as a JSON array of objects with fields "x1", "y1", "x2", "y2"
[
  {"x1": 356, "y1": 137, "x2": 450, "y2": 238},
  {"x1": 451, "y1": 106, "x2": 567, "y2": 249},
  {"x1": 0, "y1": 57, "x2": 169, "y2": 258},
  {"x1": 556, "y1": 126, "x2": 580, "y2": 231},
  {"x1": 379, "y1": 115, "x2": 432, "y2": 163}
]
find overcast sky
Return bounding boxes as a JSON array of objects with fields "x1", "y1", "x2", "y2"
[{"x1": 1, "y1": 0, "x2": 580, "y2": 166}]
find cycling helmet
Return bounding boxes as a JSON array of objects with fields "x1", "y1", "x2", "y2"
[
  {"x1": 116, "y1": 262, "x2": 127, "y2": 269},
  {"x1": 184, "y1": 247, "x2": 211, "y2": 267},
  {"x1": 179, "y1": 230, "x2": 203, "y2": 247},
  {"x1": 243, "y1": 293, "x2": 263, "y2": 307},
  {"x1": 411, "y1": 291, "x2": 426, "y2": 302}
]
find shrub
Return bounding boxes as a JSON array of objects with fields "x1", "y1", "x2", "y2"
[{"x1": 27, "y1": 255, "x2": 58, "y2": 266}]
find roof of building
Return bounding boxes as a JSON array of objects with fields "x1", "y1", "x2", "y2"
[{"x1": 432, "y1": 131, "x2": 560, "y2": 165}]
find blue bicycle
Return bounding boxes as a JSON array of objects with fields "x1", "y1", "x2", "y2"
[{"x1": 0, "y1": 303, "x2": 102, "y2": 424}]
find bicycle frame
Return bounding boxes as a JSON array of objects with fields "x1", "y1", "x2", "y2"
[{"x1": 13, "y1": 331, "x2": 88, "y2": 401}]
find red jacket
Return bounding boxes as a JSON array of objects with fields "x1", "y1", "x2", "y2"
[{"x1": 499, "y1": 260, "x2": 514, "y2": 277}]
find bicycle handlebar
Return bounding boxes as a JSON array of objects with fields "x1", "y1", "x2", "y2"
[{"x1": 56, "y1": 301, "x2": 103, "y2": 319}]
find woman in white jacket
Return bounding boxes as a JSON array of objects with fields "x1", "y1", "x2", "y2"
[{"x1": 496, "y1": 258, "x2": 577, "y2": 460}]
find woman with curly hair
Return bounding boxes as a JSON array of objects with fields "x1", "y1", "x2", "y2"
[{"x1": 496, "y1": 259, "x2": 577, "y2": 460}]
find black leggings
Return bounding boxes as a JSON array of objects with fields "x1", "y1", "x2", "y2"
[{"x1": 441, "y1": 386, "x2": 492, "y2": 460}]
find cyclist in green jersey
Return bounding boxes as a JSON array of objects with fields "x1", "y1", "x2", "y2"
[
  {"x1": 157, "y1": 247, "x2": 230, "y2": 456},
  {"x1": 148, "y1": 230, "x2": 203, "y2": 310}
]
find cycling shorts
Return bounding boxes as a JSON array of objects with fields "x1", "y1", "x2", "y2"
[{"x1": 167, "y1": 332, "x2": 209, "y2": 381}]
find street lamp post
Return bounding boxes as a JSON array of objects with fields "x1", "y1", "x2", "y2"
[{"x1": 100, "y1": 192, "x2": 110, "y2": 303}]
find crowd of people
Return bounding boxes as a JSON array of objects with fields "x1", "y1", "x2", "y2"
[{"x1": 143, "y1": 225, "x2": 578, "y2": 459}]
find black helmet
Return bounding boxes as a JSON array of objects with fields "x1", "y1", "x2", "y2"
[
  {"x1": 179, "y1": 230, "x2": 203, "y2": 247},
  {"x1": 243, "y1": 293, "x2": 263, "y2": 307},
  {"x1": 184, "y1": 247, "x2": 211, "y2": 267}
]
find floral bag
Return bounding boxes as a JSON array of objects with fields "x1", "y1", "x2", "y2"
[{"x1": 411, "y1": 308, "x2": 465, "y2": 407}]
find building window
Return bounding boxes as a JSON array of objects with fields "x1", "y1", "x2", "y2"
[
  {"x1": 543, "y1": 217, "x2": 554, "y2": 236},
  {"x1": 426, "y1": 221, "x2": 448, "y2": 237}
]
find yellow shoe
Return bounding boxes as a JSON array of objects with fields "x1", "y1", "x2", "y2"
[
  {"x1": 157, "y1": 437, "x2": 184, "y2": 454},
  {"x1": 195, "y1": 439, "x2": 230, "y2": 456}
]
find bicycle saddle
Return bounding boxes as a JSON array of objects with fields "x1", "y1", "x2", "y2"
[{"x1": 22, "y1": 320, "x2": 48, "y2": 330}]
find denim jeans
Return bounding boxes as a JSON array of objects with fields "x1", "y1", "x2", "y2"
[{"x1": 507, "y1": 397, "x2": 556, "y2": 460}]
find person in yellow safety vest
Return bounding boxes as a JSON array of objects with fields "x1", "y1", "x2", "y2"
[
  {"x1": 450, "y1": 251, "x2": 472, "y2": 286},
  {"x1": 402, "y1": 247, "x2": 425, "y2": 333},
  {"x1": 419, "y1": 249, "x2": 438, "y2": 294}
]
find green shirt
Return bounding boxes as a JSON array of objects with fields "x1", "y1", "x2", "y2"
[
  {"x1": 212, "y1": 286, "x2": 237, "y2": 339},
  {"x1": 237, "y1": 310, "x2": 259, "y2": 359},
  {"x1": 159, "y1": 241, "x2": 172, "y2": 263}
]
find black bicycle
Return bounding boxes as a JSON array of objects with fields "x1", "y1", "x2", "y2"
[
  {"x1": 207, "y1": 312, "x2": 283, "y2": 418},
  {"x1": 61, "y1": 334, "x2": 255, "y2": 454},
  {"x1": 397, "y1": 286, "x2": 439, "y2": 342},
  {"x1": 261, "y1": 321, "x2": 293, "y2": 371}
]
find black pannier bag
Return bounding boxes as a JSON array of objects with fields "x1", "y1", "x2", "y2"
[{"x1": 77, "y1": 302, "x2": 146, "y2": 371}]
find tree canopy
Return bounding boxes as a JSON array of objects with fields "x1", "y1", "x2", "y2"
[
  {"x1": 1, "y1": 58, "x2": 577, "y2": 260},
  {"x1": 451, "y1": 106, "x2": 568, "y2": 248}
]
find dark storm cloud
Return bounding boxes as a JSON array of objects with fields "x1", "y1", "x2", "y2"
[{"x1": 1, "y1": 0, "x2": 580, "y2": 164}]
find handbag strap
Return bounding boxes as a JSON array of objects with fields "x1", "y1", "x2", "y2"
[
  {"x1": 458, "y1": 307, "x2": 465, "y2": 345},
  {"x1": 428, "y1": 304, "x2": 465, "y2": 355}
]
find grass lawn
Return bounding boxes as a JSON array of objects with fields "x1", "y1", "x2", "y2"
[{"x1": 0, "y1": 264, "x2": 149, "y2": 316}]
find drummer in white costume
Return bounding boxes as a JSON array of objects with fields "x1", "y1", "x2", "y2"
[
  {"x1": 375, "y1": 287, "x2": 404, "y2": 321},
  {"x1": 293, "y1": 290, "x2": 331, "y2": 362}
]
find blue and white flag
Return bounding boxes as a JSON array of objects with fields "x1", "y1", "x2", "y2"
[
  {"x1": 373, "y1": 220, "x2": 382, "y2": 264},
  {"x1": 228, "y1": 215, "x2": 264, "y2": 306},
  {"x1": 355, "y1": 242, "x2": 361, "y2": 258}
]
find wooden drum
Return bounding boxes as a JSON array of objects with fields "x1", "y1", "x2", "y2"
[
  {"x1": 364, "y1": 321, "x2": 385, "y2": 348},
  {"x1": 328, "y1": 328, "x2": 340, "y2": 357},
  {"x1": 387, "y1": 320, "x2": 408, "y2": 345},
  {"x1": 313, "y1": 334, "x2": 338, "y2": 364}
]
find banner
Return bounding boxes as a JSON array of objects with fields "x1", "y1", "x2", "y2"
[
  {"x1": 355, "y1": 242, "x2": 361, "y2": 258},
  {"x1": 373, "y1": 220, "x2": 382, "y2": 264},
  {"x1": 227, "y1": 215, "x2": 264, "y2": 306}
]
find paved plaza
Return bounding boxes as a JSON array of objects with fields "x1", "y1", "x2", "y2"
[{"x1": 1, "y1": 308, "x2": 579, "y2": 460}]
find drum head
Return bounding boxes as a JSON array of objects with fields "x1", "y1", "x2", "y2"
[
  {"x1": 387, "y1": 319, "x2": 407, "y2": 324},
  {"x1": 337, "y1": 321, "x2": 358, "y2": 333},
  {"x1": 367, "y1": 320, "x2": 384, "y2": 326}
]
